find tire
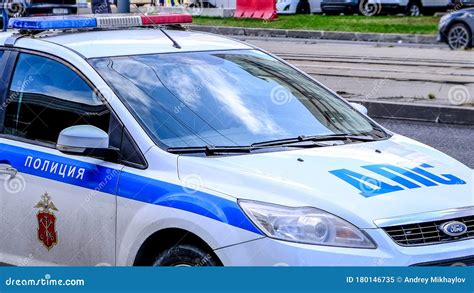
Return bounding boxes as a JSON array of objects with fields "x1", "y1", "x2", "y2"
[
  {"x1": 189, "y1": 1, "x2": 202, "y2": 8},
  {"x1": 447, "y1": 23, "x2": 472, "y2": 50},
  {"x1": 296, "y1": 0, "x2": 311, "y2": 14},
  {"x1": 406, "y1": 2, "x2": 422, "y2": 16},
  {"x1": 153, "y1": 244, "x2": 220, "y2": 267}
]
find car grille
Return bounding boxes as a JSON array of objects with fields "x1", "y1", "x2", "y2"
[
  {"x1": 31, "y1": 0, "x2": 77, "y2": 5},
  {"x1": 383, "y1": 216, "x2": 474, "y2": 246},
  {"x1": 414, "y1": 256, "x2": 474, "y2": 266}
]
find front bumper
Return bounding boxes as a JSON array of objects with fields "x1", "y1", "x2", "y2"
[
  {"x1": 437, "y1": 22, "x2": 450, "y2": 43},
  {"x1": 276, "y1": 3, "x2": 295, "y2": 14},
  {"x1": 215, "y1": 228, "x2": 474, "y2": 266},
  {"x1": 321, "y1": 3, "x2": 358, "y2": 14}
]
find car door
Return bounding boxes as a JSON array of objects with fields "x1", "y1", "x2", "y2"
[
  {"x1": 0, "y1": 48, "x2": 9, "y2": 266},
  {"x1": 421, "y1": 0, "x2": 448, "y2": 8},
  {"x1": 0, "y1": 52, "x2": 121, "y2": 266}
]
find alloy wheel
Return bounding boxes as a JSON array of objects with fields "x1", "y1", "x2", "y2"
[{"x1": 448, "y1": 25, "x2": 470, "y2": 50}]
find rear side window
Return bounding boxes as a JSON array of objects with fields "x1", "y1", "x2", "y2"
[{"x1": 4, "y1": 53, "x2": 110, "y2": 145}]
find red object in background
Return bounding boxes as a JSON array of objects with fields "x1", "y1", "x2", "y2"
[
  {"x1": 140, "y1": 14, "x2": 193, "y2": 25},
  {"x1": 235, "y1": 0, "x2": 277, "y2": 20}
]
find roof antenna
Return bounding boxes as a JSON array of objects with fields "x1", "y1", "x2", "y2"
[
  {"x1": 134, "y1": 5, "x2": 182, "y2": 49},
  {"x1": 158, "y1": 27, "x2": 181, "y2": 49}
]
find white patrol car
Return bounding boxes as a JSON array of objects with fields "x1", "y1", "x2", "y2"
[{"x1": 0, "y1": 14, "x2": 472, "y2": 267}]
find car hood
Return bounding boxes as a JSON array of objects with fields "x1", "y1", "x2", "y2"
[
  {"x1": 450, "y1": 7, "x2": 474, "y2": 16},
  {"x1": 177, "y1": 135, "x2": 473, "y2": 228}
]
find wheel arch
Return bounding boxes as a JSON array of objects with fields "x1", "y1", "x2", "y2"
[
  {"x1": 133, "y1": 228, "x2": 223, "y2": 266},
  {"x1": 406, "y1": 0, "x2": 423, "y2": 12}
]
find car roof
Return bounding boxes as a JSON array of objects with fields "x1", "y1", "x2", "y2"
[{"x1": 0, "y1": 28, "x2": 253, "y2": 59}]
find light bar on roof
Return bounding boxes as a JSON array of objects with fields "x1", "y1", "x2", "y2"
[{"x1": 8, "y1": 14, "x2": 193, "y2": 30}]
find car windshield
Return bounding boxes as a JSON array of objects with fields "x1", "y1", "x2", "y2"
[{"x1": 90, "y1": 50, "x2": 385, "y2": 149}]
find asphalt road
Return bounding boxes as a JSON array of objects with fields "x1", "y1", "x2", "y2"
[
  {"x1": 376, "y1": 118, "x2": 474, "y2": 168},
  {"x1": 242, "y1": 37, "x2": 474, "y2": 107}
]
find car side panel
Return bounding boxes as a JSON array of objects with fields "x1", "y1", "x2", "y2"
[
  {"x1": 116, "y1": 196, "x2": 264, "y2": 266},
  {"x1": 115, "y1": 149, "x2": 264, "y2": 266}
]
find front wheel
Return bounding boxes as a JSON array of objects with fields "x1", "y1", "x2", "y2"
[
  {"x1": 447, "y1": 23, "x2": 472, "y2": 50},
  {"x1": 153, "y1": 244, "x2": 220, "y2": 267},
  {"x1": 406, "y1": 2, "x2": 422, "y2": 16},
  {"x1": 296, "y1": 0, "x2": 311, "y2": 14}
]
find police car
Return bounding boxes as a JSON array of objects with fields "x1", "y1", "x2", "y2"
[{"x1": 0, "y1": 14, "x2": 472, "y2": 267}]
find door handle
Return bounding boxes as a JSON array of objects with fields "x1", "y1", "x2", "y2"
[{"x1": 0, "y1": 164, "x2": 18, "y2": 177}]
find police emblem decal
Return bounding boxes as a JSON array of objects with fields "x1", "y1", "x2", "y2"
[{"x1": 34, "y1": 193, "x2": 59, "y2": 250}]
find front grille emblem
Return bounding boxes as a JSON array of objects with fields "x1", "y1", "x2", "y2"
[{"x1": 440, "y1": 221, "x2": 468, "y2": 237}]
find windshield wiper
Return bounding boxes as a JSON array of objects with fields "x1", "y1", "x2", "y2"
[
  {"x1": 167, "y1": 145, "x2": 256, "y2": 156},
  {"x1": 168, "y1": 134, "x2": 377, "y2": 156},
  {"x1": 251, "y1": 134, "x2": 376, "y2": 148}
]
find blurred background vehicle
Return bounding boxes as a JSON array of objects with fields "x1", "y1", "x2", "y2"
[
  {"x1": 320, "y1": 0, "x2": 361, "y2": 15},
  {"x1": 109, "y1": 0, "x2": 156, "y2": 7},
  {"x1": 186, "y1": 0, "x2": 236, "y2": 8},
  {"x1": 321, "y1": 0, "x2": 473, "y2": 16},
  {"x1": 277, "y1": 0, "x2": 322, "y2": 14},
  {"x1": 1, "y1": 0, "x2": 77, "y2": 18},
  {"x1": 438, "y1": 7, "x2": 474, "y2": 49},
  {"x1": 131, "y1": 0, "x2": 154, "y2": 7}
]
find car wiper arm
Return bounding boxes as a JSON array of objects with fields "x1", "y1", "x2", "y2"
[
  {"x1": 167, "y1": 145, "x2": 255, "y2": 156},
  {"x1": 251, "y1": 134, "x2": 376, "y2": 148},
  {"x1": 168, "y1": 134, "x2": 376, "y2": 155}
]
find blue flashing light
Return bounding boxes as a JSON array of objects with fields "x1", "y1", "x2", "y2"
[{"x1": 9, "y1": 16, "x2": 97, "y2": 30}]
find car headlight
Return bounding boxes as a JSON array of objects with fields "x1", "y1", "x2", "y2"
[{"x1": 239, "y1": 200, "x2": 376, "y2": 249}]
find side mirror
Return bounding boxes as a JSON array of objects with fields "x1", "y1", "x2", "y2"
[
  {"x1": 57, "y1": 125, "x2": 109, "y2": 153},
  {"x1": 350, "y1": 102, "x2": 368, "y2": 115},
  {"x1": 57, "y1": 125, "x2": 118, "y2": 161}
]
